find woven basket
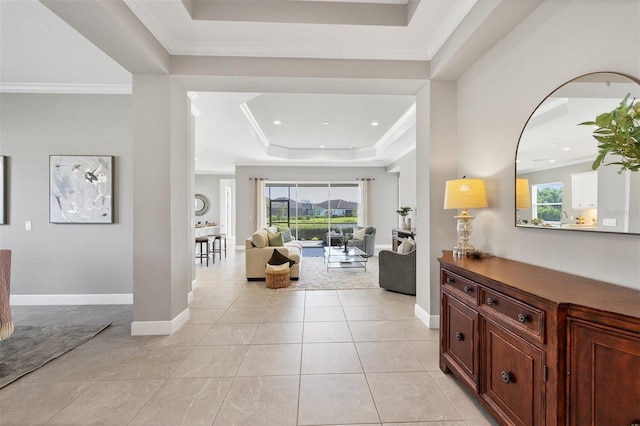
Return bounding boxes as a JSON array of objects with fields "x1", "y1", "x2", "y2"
[{"x1": 265, "y1": 267, "x2": 291, "y2": 289}]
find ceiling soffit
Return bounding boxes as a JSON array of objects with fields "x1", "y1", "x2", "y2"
[
  {"x1": 236, "y1": 93, "x2": 416, "y2": 161},
  {"x1": 181, "y1": 0, "x2": 415, "y2": 26}
]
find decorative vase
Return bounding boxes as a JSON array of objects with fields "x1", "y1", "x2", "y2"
[
  {"x1": 343, "y1": 243, "x2": 349, "y2": 253},
  {"x1": 402, "y1": 216, "x2": 410, "y2": 230}
]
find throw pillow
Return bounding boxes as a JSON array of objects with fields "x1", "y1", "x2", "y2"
[
  {"x1": 267, "y1": 249, "x2": 296, "y2": 267},
  {"x1": 266, "y1": 263, "x2": 290, "y2": 273},
  {"x1": 277, "y1": 226, "x2": 293, "y2": 243},
  {"x1": 353, "y1": 227, "x2": 367, "y2": 240},
  {"x1": 252, "y1": 229, "x2": 269, "y2": 248},
  {"x1": 265, "y1": 226, "x2": 278, "y2": 234},
  {"x1": 267, "y1": 231, "x2": 284, "y2": 246},
  {"x1": 405, "y1": 237, "x2": 416, "y2": 253},
  {"x1": 398, "y1": 237, "x2": 415, "y2": 253}
]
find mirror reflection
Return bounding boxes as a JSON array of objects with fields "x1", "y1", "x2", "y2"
[{"x1": 516, "y1": 72, "x2": 640, "y2": 234}]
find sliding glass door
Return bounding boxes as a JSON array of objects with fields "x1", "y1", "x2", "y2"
[{"x1": 265, "y1": 182, "x2": 359, "y2": 243}]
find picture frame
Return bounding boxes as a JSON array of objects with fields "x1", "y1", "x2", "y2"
[
  {"x1": 49, "y1": 155, "x2": 113, "y2": 223},
  {"x1": 0, "y1": 156, "x2": 6, "y2": 225}
]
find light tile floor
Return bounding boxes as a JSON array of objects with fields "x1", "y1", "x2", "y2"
[{"x1": 0, "y1": 248, "x2": 497, "y2": 426}]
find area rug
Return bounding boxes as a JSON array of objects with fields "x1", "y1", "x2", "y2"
[
  {"x1": 0, "y1": 323, "x2": 111, "y2": 388},
  {"x1": 283, "y1": 255, "x2": 380, "y2": 291}
]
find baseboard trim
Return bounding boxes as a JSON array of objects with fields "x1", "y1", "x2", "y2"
[
  {"x1": 414, "y1": 303, "x2": 440, "y2": 329},
  {"x1": 131, "y1": 307, "x2": 191, "y2": 336},
  {"x1": 10, "y1": 293, "x2": 133, "y2": 305}
]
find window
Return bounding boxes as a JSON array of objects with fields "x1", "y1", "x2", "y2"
[
  {"x1": 533, "y1": 182, "x2": 563, "y2": 222},
  {"x1": 264, "y1": 182, "x2": 359, "y2": 241}
]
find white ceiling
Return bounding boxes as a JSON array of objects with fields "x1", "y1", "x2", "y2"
[{"x1": 0, "y1": 0, "x2": 480, "y2": 173}]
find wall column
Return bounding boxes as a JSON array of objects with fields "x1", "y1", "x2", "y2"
[
  {"x1": 131, "y1": 74, "x2": 191, "y2": 335},
  {"x1": 415, "y1": 80, "x2": 458, "y2": 327}
]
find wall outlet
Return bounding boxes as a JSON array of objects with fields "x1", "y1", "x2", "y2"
[
  {"x1": 602, "y1": 218, "x2": 616, "y2": 227},
  {"x1": 25, "y1": 221, "x2": 32, "y2": 231}
]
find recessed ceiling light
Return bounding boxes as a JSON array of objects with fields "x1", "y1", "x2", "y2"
[
  {"x1": 320, "y1": 145, "x2": 325, "y2": 148},
  {"x1": 323, "y1": 121, "x2": 330, "y2": 125},
  {"x1": 563, "y1": 147, "x2": 571, "y2": 151},
  {"x1": 194, "y1": 157, "x2": 198, "y2": 161},
  {"x1": 549, "y1": 159, "x2": 556, "y2": 163},
  {"x1": 273, "y1": 120, "x2": 282, "y2": 125},
  {"x1": 370, "y1": 121, "x2": 379, "y2": 126}
]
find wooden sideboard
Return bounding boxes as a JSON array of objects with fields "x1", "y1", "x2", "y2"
[
  {"x1": 438, "y1": 251, "x2": 640, "y2": 426},
  {"x1": 392, "y1": 228, "x2": 415, "y2": 251}
]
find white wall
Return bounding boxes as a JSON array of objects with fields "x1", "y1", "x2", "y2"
[
  {"x1": 395, "y1": 150, "x2": 417, "y2": 229},
  {"x1": 235, "y1": 165, "x2": 398, "y2": 248},
  {"x1": 456, "y1": 0, "x2": 640, "y2": 289},
  {"x1": 0, "y1": 93, "x2": 133, "y2": 300}
]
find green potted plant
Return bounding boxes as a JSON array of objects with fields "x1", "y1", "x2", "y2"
[
  {"x1": 340, "y1": 234, "x2": 351, "y2": 253},
  {"x1": 579, "y1": 93, "x2": 640, "y2": 173},
  {"x1": 396, "y1": 206, "x2": 412, "y2": 230}
]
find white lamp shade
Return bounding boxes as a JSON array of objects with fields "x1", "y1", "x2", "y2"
[
  {"x1": 444, "y1": 178, "x2": 488, "y2": 210},
  {"x1": 516, "y1": 178, "x2": 531, "y2": 209}
]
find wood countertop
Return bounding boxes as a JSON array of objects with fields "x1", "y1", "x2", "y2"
[{"x1": 438, "y1": 250, "x2": 640, "y2": 323}]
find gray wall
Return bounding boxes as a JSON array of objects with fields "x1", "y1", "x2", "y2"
[
  {"x1": 194, "y1": 174, "x2": 235, "y2": 232},
  {"x1": 235, "y1": 165, "x2": 398, "y2": 248},
  {"x1": 0, "y1": 93, "x2": 133, "y2": 296},
  {"x1": 456, "y1": 0, "x2": 640, "y2": 289}
]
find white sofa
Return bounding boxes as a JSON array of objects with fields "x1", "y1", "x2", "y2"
[{"x1": 245, "y1": 229, "x2": 303, "y2": 280}]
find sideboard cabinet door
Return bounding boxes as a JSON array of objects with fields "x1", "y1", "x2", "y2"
[
  {"x1": 441, "y1": 293, "x2": 478, "y2": 389},
  {"x1": 481, "y1": 319, "x2": 545, "y2": 426},
  {"x1": 568, "y1": 319, "x2": 640, "y2": 426}
]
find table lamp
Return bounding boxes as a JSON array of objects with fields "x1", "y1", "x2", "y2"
[
  {"x1": 515, "y1": 178, "x2": 531, "y2": 224},
  {"x1": 444, "y1": 177, "x2": 488, "y2": 256}
]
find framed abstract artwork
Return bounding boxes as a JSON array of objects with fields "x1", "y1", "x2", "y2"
[
  {"x1": 49, "y1": 155, "x2": 113, "y2": 223},
  {"x1": 0, "y1": 156, "x2": 6, "y2": 225}
]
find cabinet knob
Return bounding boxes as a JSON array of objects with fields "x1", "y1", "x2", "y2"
[
  {"x1": 463, "y1": 285, "x2": 471, "y2": 293},
  {"x1": 446, "y1": 277, "x2": 454, "y2": 284},
  {"x1": 517, "y1": 313, "x2": 528, "y2": 323},
  {"x1": 501, "y1": 371, "x2": 512, "y2": 384},
  {"x1": 455, "y1": 332, "x2": 464, "y2": 341},
  {"x1": 486, "y1": 297, "x2": 495, "y2": 306}
]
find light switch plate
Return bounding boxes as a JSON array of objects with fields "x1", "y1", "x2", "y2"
[
  {"x1": 25, "y1": 221, "x2": 32, "y2": 231},
  {"x1": 603, "y1": 218, "x2": 616, "y2": 227}
]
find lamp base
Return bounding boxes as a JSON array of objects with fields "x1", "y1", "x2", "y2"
[
  {"x1": 453, "y1": 242, "x2": 477, "y2": 257},
  {"x1": 453, "y1": 209, "x2": 476, "y2": 257}
]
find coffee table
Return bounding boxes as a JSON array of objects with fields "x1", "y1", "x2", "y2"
[{"x1": 324, "y1": 246, "x2": 368, "y2": 272}]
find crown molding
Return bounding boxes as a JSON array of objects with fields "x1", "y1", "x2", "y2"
[{"x1": 0, "y1": 83, "x2": 132, "y2": 95}]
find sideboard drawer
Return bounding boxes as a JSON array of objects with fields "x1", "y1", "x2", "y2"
[
  {"x1": 442, "y1": 270, "x2": 478, "y2": 305},
  {"x1": 480, "y1": 287, "x2": 545, "y2": 343}
]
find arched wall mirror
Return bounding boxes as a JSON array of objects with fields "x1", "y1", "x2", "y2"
[
  {"x1": 515, "y1": 72, "x2": 640, "y2": 235},
  {"x1": 195, "y1": 193, "x2": 209, "y2": 216}
]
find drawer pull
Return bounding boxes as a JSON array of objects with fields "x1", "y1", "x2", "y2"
[
  {"x1": 486, "y1": 297, "x2": 496, "y2": 306},
  {"x1": 501, "y1": 371, "x2": 512, "y2": 384},
  {"x1": 455, "y1": 332, "x2": 464, "y2": 341},
  {"x1": 463, "y1": 285, "x2": 471, "y2": 293},
  {"x1": 446, "y1": 277, "x2": 454, "y2": 284},
  {"x1": 630, "y1": 422, "x2": 640, "y2": 426},
  {"x1": 517, "y1": 313, "x2": 528, "y2": 323}
]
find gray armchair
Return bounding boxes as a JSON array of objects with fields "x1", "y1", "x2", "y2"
[
  {"x1": 378, "y1": 248, "x2": 416, "y2": 295},
  {"x1": 347, "y1": 227, "x2": 376, "y2": 257}
]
